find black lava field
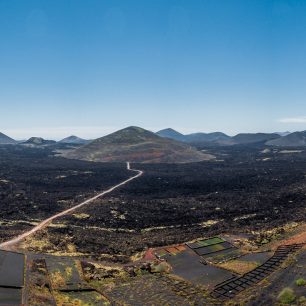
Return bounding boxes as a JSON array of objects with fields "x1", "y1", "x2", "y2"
[{"x1": 29, "y1": 144, "x2": 306, "y2": 259}]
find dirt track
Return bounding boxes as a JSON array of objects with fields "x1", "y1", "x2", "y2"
[{"x1": 0, "y1": 162, "x2": 143, "y2": 250}]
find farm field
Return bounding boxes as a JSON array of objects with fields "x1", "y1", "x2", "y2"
[
  {"x1": 0, "y1": 144, "x2": 305, "y2": 305},
  {"x1": 2, "y1": 227, "x2": 305, "y2": 305},
  {"x1": 0, "y1": 250, "x2": 24, "y2": 305}
]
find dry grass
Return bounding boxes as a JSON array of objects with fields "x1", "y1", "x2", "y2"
[
  {"x1": 218, "y1": 259, "x2": 260, "y2": 274},
  {"x1": 72, "y1": 213, "x2": 90, "y2": 219},
  {"x1": 50, "y1": 270, "x2": 66, "y2": 288}
]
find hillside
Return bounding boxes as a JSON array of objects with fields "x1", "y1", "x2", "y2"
[
  {"x1": 156, "y1": 128, "x2": 186, "y2": 142},
  {"x1": 63, "y1": 126, "x2": 214, "y2": 163},
  {"x1": 156, "y1": 129, "x2": 282, "y2": 146},
  {"x1": 156, "y1": 129, "x2": 231, "y2": 144},
  {"x1": 0, "y1": 132, "x2": 16, "y2": 144},
  {"x1": 266, "y1": 131, "x2": 306, "y2": 146},
  {"x1": 156, "y1": 128, "x2": 281, "y2": 146},
  {"x1": 232, "y1": 133, "x2": 280, "y2": 144},
  {"x1": 59, "y1": 135, "x2": 90, "y2": 144},
  {"x1": 184, "y1": 132, "x2": 231, "y2": 144},
  {"x1": 23, "y1": 137, "x2": 56, "y2": 146}
]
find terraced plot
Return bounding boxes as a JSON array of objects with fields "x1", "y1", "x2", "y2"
[
  {"x1": 187, "y1": 237, "x2": 225, "y2": 249},
  {"x1": 45, "y1": 256, "x2": 106, "y2": 305},
  {"x1": 27, "y1": 258, "x2": 55, "y2": 305},
  {"x1": 201, "y1": 248, "x2": 242, "y2": 263},
  {"x1": 0, "y1": 288, "x2": 22, "y2": 306},
  {"x1": 154, "y1": 240, "x2": 236, "y2": 289},
  {"x1": 166, "y1": 247, "x2": 235, "y2": 288},
  {"x1": 46, "y1": 256, "x2": 89, "y2": 291},
  {"x1": 247, "y1": 248, "x2": 306, "y2": 305},
  {"x1": 194, "y1": 242, "x2": 233, "y2": 256},
  {"x1": 99, "y1": 274, "x2": 212, "y2": 305},
  {"x1": 217, "y1": 251, "x2": 272, "y2": 274},
  {"x1": 186, "y1": 237, "x2": 240, "y2": 264},
  {"x1": 211, "y1": 244, "x2": 305, "y2": 300},
  {"x1": 0, "y1": 250, "x2": 24, "y2": 305}
]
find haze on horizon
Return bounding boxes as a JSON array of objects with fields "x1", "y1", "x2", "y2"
[{"x1": 1, "y1": 0, "x2": 306, "y2": 140}]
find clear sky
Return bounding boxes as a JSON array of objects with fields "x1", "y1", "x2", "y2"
[{"x1": 1, "y1": 0, "x2": 306, "y2": 139}]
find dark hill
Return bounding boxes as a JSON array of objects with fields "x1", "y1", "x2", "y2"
[
  {"x1": 63, "y1": 126, "x2": 214, "y2": 163},
  {"x1": 23, "y1": 137, "x2": 56, "y2": 146},
  {"x1": 266, "y1": 131, "x2": 306, "y2": 147},
  {"x1": 59, "y1": 135, "x2": 90, "y2": 144},
  {"x1": 156, "y1": 128, "x2": 186, "y2": 142},
  {"x1": 0, "y1": 132, "x2": 16, "y2": 144},
  {"x1": 156, "y1": 129, "x2": 282, "y2": 146},
  {"x1": 232, "y1": 133, "x2": 280, "y2": 144},
  {"x1": 156, "y1": 129, "x2": 231, "y2": 144},
  {"x1": 184, "y1": 132, "x2": 231, "y2": 144}
]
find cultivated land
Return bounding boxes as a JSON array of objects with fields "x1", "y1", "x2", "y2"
[{"x1": 0, "y1": 144, "x2": 305, "y2": 305}]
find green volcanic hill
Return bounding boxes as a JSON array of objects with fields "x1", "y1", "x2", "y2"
[{"x1": 63, "y1": 126, "x2": 214, "y2": 163}]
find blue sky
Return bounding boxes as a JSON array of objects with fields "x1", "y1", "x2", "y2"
[{"x1": 1, "y1": 0, "x2": 306, "y2": 139}]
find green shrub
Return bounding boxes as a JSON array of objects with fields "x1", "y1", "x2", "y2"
[
  {"x1": 277, "y1": 287, "x2": 296, "y2": 304},
  {"x1": 295, "y1": 278, "x2": 306, "y2": 286}
]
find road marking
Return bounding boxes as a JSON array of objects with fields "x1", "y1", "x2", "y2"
[{"x1": 0, "y1": 162, "x2": 143, "y2": 249}]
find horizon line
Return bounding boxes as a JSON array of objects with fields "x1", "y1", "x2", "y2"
[{"x1": 0, "y1": 125, "x2": 300, "y2": 141}]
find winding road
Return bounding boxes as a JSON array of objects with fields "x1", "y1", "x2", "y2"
[{"x1": 0, "y1": 162, "x2": 143, "y2": 250}]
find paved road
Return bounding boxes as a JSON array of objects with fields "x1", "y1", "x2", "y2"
[{"x1": 0, "y1": 162, "x2": 143, "y2": 250}]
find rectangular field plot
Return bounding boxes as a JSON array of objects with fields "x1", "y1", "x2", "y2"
[
  {"x1": 211, "y1": 244, "x2": 305, "y2": 300},
  {"x1": 46, "y1": 257, "x2": 89, "y2": 291},
  {"x1": 0, "y1": 250, "x2": 24, "y2": 287},
  {"x1": 166, "y1": 248, "x2": 235, "y2": 288},
  {"x1": 0, "y1": 288, "x2": 22, "y2": 305},
  {"x1": 102, "y1": 274, "x2": 201, "y2": 305},
  {"x1": 194, "y1": 242, "x2": 233, "y2": 256},
  {"x1": 53, "y1": 290, "x2": 106, "y2": 305},
  {"x1": 201, "y1": 248, "x2": 241, "y2": 263},
  {"x1": 155, "y1": 249, "x2": 168, "y2": 258},
  {"x1": 155, "y1": 245, "x2": 186, "y2": 258},
  {"x1": 187, "y1": 237, "x2": 225, "y2": 249}
]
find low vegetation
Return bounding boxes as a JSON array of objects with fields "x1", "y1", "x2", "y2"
[
  {"x1": 277, "y1": 287, "x2": 296, "y2": 304},
  {"x1": 295, "y1": 278, "x2": 306, "y2": 286}
]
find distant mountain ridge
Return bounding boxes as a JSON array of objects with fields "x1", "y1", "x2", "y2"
[
  {"x1": 232, "y1": 133, "x2": 280, "y2": 144},
  {"x1": 23, "y1": 137, "x2": 56, "y2": 146},
  {"x1": 63, "y1": 126, "x2": 214, "y2": 163},
  {"x1": 266, "y1": 131, "x2": 306, "y2": 147},
  {"x1": 0, "y1": 132, "x2": 16, "y2": 144},
  {"x1": 59, "y1": 135, "x2": 90, "y2": 144},
  {"x1": 156, "y1": 128, "x2": 186, "y2": 142},
  {"x1": 185, "y1": 132, "x2": 231, "y2": 143},
  {"x1": 156, "y1": 129, "x2": 284, "y2": 145},
  {"x1": 275, "y1": 131, "x2": 291, "y2": 137},
  {"x1": 156, "y1": 129, "x2": 232, "y2": 144},
  {"x1": 1, "y1": 128, "x2": 306, "y2": 149}
]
